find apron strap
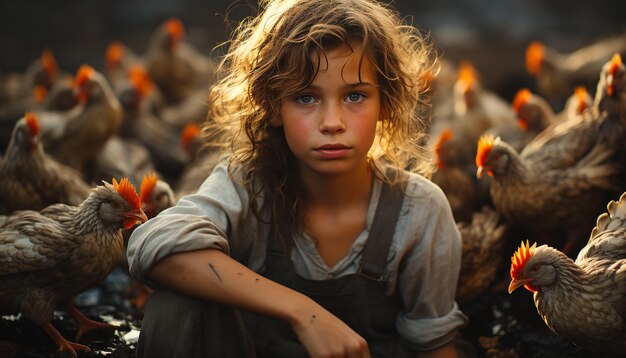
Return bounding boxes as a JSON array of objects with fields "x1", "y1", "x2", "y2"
[
  {"x1": 267, "y1": 168, "x2": 407, "y2": 282},
  {"x1": 358, "y1": 171, "x2": 406, "y2": 282}
]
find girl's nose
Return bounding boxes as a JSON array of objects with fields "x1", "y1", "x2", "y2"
[{"x1": 319, "y1": 103, "x2": 346, "y2": 134}]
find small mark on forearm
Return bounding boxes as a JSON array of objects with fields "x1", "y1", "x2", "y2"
[
  {"x1": 310, "y1": 314, "x2": 316, "y2": 324},
  {"x1": 237, "y1": 272, "x2": 243, "y2": 276},
  {"x1": 208, "y1": 263, "x2": 222, "y2": 282},
  {"x1": 254, "y1": 278, "x2": 260, "y2": 283}
]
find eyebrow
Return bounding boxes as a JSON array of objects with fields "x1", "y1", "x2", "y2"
[{"x1": 308, "y1": 82, "x2": 379, "y2": 91}]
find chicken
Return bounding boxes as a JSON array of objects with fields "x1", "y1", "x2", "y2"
[
  {"x1": 175, "y1": 122, "x2": 225, "y2": 198},
  {"x1": 525, "y1": 34, "x2": 626, "y2": 106},
  {"x1": 118, "y1": 172, "x2": 175, "y2": 311},
  {"x1": 439, "y1": 61, "x2": 517, "y2": 162},
  {"x1": 41, "y1": 64, "x2": 122, "y2": 171},
  {"x1": 593, "y1": 53, "x2": 626, "y2": 125},
  {"x1": 523, "y1": 54, "x2": 625, "y2": 175},
  {"x1": 88, "y1": 135, "x2": 156, "y2": 189},
  {"x1": 430, "y1": 128, "x2": 482, "y2": 223},
  {"x1": 105, "y1": 41, "x2": 143, "y2": 91},
  {"x1": 38, "y1": 74, "x2": 78, "y2": 111},
  {"x1": 139, "y1": 171, "x2": 176, "y2": 219},
  {"x1": 456, "y1": 206, "x2": 509, "y2": 304},
  {"x1": 476, "y1": 130, "x2": 621, "y2": 255},
  {"x1": 0, "y1": 50, "x2": 71, "y2": 152},
  {"x1": 145, "y1": 17, "x2": 216, "y2": 104},
  {"x1": 159, "y1": 86, "x2": 210, "y2": 131},
  {"x1": 507, "y1": 191, "x2": 626, "y2": 355},
  {"x1": 562, "y1": 86, "x2": 593, "y2": 123},
  {"x1": 0, "y1": 178, "x2": 148, "y2": 357},
  {"x1": 513, "y1": 88, "x2": 557, "y2": 134},
  {"x1": 117, "y1": 65, "x2": 189, "y2": 179},
  {"x1": 0, "y1": 112, "x2": 90, "y2": 214}
]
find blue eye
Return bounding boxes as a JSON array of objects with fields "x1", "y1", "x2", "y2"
[
  {"x1": 296, "y1": 95, "x2": 316, "y2": 105},
  {"x1": 346, "y1": 92, "x2": 365, "y2": 103}
]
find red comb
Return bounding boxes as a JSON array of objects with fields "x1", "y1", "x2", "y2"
[
  {"x1": 128, "y1": 65, "x2": 153, "y2": 98},
  {"x1": 112, "y1": 178, "x2": 141, "y2": 211},
  {"x1": 33, "y1": 85, "x2": 48, "y2": 103},
  {"x1": 512, "y1": 88, "x2": 532, "y2": 114},
  {"x1": 609, "y1": 53, "x2": 622, "y2": 76},
  {"x1": 166, "y1": 18, "x2": 184, "y2": 41},
  {"x1": 434, "y1": 128, "x2": 453, "y2": 169},
  {"x1": 24, "y1": 112, "x2": 40, "y2": 136},
  {"x1": 180, "y1": 122, "x2": 201, "y2": 149},
  {"x1": 457, "y1": 61, "x2": 476, "y2": 92},
  {"x1": 510, "y1": 240, "x2": 537, "y2": 279},
  {"x1": 105, "y1": 42, "x2": 125, "y2": 69},
  {"x1": 574, "y1": 86, "x2": 590, "y2": 114},
  {"x1": 607, "y1": 53, "x2": 622, "y2": 96},
  {"x1": 75, "y1": 64, "x2": 95, "y2": 88},
  {"x1": 41, "y1": 49, "x2": 58, "y2": 78},
  {"x1": 475, "y1": 134, "x2": 494, "y2": 168},
  {"x1": 525, "y1": 41, "x2": 544, "y2": 75},
  {"x1": 140, "y1": 172, "x2": 158, "y2": 204}
]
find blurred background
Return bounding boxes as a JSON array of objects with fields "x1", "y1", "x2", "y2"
[{"x1": 1, "y1": 0, "x2": 625, "y2": 102}]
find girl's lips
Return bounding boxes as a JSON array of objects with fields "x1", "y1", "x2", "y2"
[{"x1": 314, "y1": 144, "x2": 350, "y2": 159}]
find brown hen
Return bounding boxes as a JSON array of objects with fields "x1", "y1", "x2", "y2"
[
  {"x1": 476, "y1": 132, "x2": 620, "y2": 254},
  {"x1": 508, "y1": 191, "x2": 626, "y2": 355},
  {"x1": 41, "y1": 64, "x2": 122, "y2": 172},
  {"x1": 0, "y1": 178, "x2": 147, "y2": 357},
  {"x1": 145, "y1": 17, "x2": 216, "y2": 104},
  {"x1": 0, "y1": 49, "x2": 71, "y2": 151},
  {"x1": 430, "y1": 128, "x2": 483, "y2": 223},
  {"x1": 456, "y1": 206, "x2": 509, "y2": 304},
  {"x1": 478, "y1": 54, "x2": 626, "y2": 253},
  {"x1": 0, "y1": 112, "x2": 90, "y2": 214},
  {"x1": 117, "y1": 65, "x2": 189, "y2": 179},
  {"x1": 525, "y1": 34, "x2": 626, "y2": 106}
]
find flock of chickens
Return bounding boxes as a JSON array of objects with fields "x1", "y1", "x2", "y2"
[{"x1": 0, "y1": 15, "x2": 625, "y2": 357}]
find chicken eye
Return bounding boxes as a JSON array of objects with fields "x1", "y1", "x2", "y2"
[{"x1": 111, "y1": 201, "x2": 121, "y2": 209}]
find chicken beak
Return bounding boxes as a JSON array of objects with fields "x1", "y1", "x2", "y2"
[
  {"x1": 508, "y1": 278, "x2": 532, "y2": 293},
  {"x1": 476, "y1": 166, "x2": 484, "y2": 179},
  {"x1": 122, "y1": 209, "x2": 149, "y2": 230}
]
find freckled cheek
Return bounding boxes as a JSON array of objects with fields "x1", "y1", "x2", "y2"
[
  {"x1": 353, "y1": 112, "x2": 379, "y2": 144},
  {"x1": 283, "y1": 121, "x2": 314, "y2": 153}
]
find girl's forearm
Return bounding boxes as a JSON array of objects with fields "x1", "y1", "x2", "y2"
[
  {"x1": 148, "y1": 248, "x2": 370, "y2": 357},
  {"x1": 147, "y1": 248, "x2": 316, "y2": 325}
]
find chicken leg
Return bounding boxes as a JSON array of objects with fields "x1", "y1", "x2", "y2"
[
  {"x1": 63, "y1": 301, "x2": 117, "y2": 341},
  {"x1": 43, "y1": 322, "x2": 90, "y2": 357}
]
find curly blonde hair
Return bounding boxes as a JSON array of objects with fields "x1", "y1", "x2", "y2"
[{"x1": 207, "y1": 0, "x2": 437, "y2": 241}]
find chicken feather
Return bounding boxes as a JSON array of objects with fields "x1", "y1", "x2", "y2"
[
  {"x1": 0, "y1": 178, "x2": 147, "y2": 356},
  {"x1": 508, "y1": 192, "x2": 626, "y2": 355}
]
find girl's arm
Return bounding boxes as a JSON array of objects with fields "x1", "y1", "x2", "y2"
[{"x1": 148, "y1": 248, "x2": 371, "y2": 358}]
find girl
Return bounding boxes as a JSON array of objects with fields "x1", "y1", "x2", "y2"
[{"x1": 127, "y1": 0, "x2": 467, "y2": 357}]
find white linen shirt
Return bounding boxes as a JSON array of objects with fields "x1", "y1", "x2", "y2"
[{"x1": 127, "y1": 160, "x2": 468, "y2": 350}]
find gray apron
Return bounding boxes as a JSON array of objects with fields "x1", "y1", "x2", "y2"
[
  {"x1": 242, "y1": 178, "x2": 415, "y2": 357},
  {"x1": 137, "y1": 177, "x2": 415, "y2": 357}
]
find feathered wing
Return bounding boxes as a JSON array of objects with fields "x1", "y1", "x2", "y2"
[
  {"x1": 576, "y1": 192, "x2": 626, "y2": 262},
  {"x1": 522, "y1": 113, "x2": 599, "y2": 170},
  {"x1": 576, "y1": 192, "x2": 626, "y2": 322},
  {"x1": 0, "y1": 211, "x2": 77, "y2": 276}
]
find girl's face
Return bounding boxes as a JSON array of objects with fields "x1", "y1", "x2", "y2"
[{"x1": 276, "y1": 43, "x2": 381, "y2": 178}]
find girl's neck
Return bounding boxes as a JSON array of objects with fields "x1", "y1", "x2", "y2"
[{"x1": 301, "y1": 160, "x2": 374, "y2": 208}]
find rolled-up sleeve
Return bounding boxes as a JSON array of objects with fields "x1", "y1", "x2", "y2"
[
  {"x1": 126, "y1": 162, "x2": 254, "y2": 283},
  {"x1": 394, "y1": 178, "x2": 468, "y2": 350}
]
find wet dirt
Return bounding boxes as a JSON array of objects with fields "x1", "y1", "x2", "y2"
[{"x1": 0, "y1": 267, "x2": 606, "y2": 358}]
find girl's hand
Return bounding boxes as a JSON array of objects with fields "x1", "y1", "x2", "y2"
[{"x1": 290, "y1": 301, "x2": 370, "y2": 358}]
